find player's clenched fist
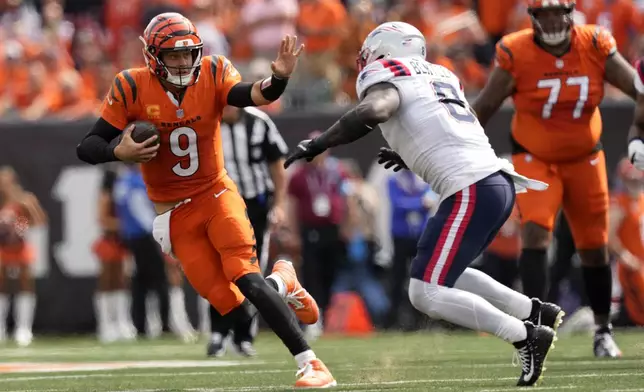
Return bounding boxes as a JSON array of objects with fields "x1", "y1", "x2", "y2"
[{"x1": 114, "y1": 124, "x2": 160, "y2": 163}]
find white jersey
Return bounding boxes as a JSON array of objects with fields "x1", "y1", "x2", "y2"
[{"x1": 356, "y1": 57, "x2": 547, "y2": 203}]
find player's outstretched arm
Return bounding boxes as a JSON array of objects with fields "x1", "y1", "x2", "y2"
[
  {"x1": 227, "y1": 35, "x2": 304, "y2": 108},
  {"x1": 283, "y1": 83, "x2": 400, "y2": 168},
  {"x1": 470, "y1": 66, "x2": 515, "y2": 127},
  {"x1": 605, "y1": 52, "x2": 637, "y2": 100}
]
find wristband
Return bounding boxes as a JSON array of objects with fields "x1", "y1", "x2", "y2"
[{"x1": 259, "y1": 74, "x2": 289, "y2": 101}]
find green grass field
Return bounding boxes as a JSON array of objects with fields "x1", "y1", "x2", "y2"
[{"x1": 0, "y1": 329, "x2": 643, "y2": 392}]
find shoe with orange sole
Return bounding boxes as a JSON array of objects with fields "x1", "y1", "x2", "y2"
[
  {"x1": 295, "y1": 359, "x2": 337, "y2": 389},
  {"x1": 271, "y1": 260, "x2": 320, "y2": 325}
]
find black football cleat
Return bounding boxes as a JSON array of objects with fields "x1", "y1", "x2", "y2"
[
  {"x1": 514, "y1": 321, "x2": 556, "y2": 387},
  {"x1": 526, "y1": 298, "x2": 565, "y2": 332},
  {"x1": 206, "y1": 333, "x2": 226, "y2": 358},
  {"x1": 594, "y1": 325, "x2": 622, "y2": 358}
]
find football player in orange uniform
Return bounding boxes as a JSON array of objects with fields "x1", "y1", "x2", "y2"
[
  {"x1": 608, "y1": 158, "x2": 644, "y2": 328},
  {"x1": 76, "y1": 13, "x2": 335, "y2": 388},
  {"x1": 471, "y1": 0, "x2": 636, "y2": 357}
]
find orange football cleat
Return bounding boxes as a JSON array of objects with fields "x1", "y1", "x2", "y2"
[
  {"x1": 271, "y1": 260, "x2": 320, "y2": 324},
  {"x1": 295, "y1": 359, "x2": 337, "y2": 389}
]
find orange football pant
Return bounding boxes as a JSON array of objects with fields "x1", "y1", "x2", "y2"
[
  {"x1": 169, "y1": 175, "x2": 259, "y2": 315},
  {"x1": 512, "y1": 150, "x2": 608, "y2": 249}
]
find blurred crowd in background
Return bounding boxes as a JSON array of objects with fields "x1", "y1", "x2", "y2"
[{"x1": 4, "y1": 0, "x2": 644, "y2": 122}]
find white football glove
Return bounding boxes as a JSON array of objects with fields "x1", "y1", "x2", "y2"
[{"x1": 628, "y1": 139, "x2": 644, "y2": 170}]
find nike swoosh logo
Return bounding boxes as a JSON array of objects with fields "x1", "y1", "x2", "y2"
[
  {"x1": 107, "y1": 96, "x2": 113, "y2": 105},
  {"x1": 590, "y1": 158, "x2": 600, "y2": 166},
  {"x1": 214, "y1": 189, "x2": 228, "y2": 198}
]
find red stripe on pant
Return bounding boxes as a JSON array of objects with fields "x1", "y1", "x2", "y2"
[{"x1": 423, "y1": 185, "x2": 476, "y2": 285}]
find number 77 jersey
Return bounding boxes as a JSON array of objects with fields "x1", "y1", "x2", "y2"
[
  {"x1": 356, "y1": 57, "x2": 505, "y2": 202},
  {"x1": 99, "y1": 55, "x2": 241, "y2": 203},
  {"x1": 496, "y1": 25, "x2": 617, "y2": 162}
]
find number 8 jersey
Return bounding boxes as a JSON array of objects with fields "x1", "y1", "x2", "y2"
[
  {"x1": 356, "y1": 57, "x2": 508, "y2": 203},
  {"x1": 496, "y1": 25, "x2": 617, "y2": 163},
  {"x1": 100, "y1": 55, "x2": 241, "y2": 203}
]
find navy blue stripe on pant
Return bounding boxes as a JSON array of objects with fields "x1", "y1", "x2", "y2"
[{"x1": 410, "y1": 171, "x2": 516, "y2": 287}]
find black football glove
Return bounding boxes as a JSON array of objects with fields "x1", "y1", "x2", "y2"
[
  {"x1": 283, "y1": 139, "x2": 327, "y2": 169},
  {"x1": 377, "y1": 147, "x2": 408, "y2": 172}
]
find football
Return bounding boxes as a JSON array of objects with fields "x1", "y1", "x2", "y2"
[{"x1": 128, "y1": 121, "x2": 160, "y2": 145}]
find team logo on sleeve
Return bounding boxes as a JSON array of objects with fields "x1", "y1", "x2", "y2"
[{"x1": 359, "y1": 68, "x2": 378, "y2": 83}]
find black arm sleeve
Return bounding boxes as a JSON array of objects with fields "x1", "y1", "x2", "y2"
[
  {"x1": 227, "y1": 82, "x2": 256, "y2": 107},
  {"x1": 76, "y1": 118, "x2": 122, "y2": 165}
]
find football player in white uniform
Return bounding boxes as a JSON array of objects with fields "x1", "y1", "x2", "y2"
[{"x1": 285, "y1": 22, "x2": 564, "y2": 387}]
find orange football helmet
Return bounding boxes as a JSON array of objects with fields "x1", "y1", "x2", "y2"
[
  {"x1": 528, "y1": 0, "x2": 576, "y2": 46},
  {"x1": 140, "y1": 13, "x2": 204, "y2": 87}
]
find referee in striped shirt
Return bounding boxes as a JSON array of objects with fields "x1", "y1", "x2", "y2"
[{"x1": 207, "y1": 105, "x2": 289, "y2": 357}]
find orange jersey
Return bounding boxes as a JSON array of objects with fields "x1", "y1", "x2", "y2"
[
  {"x1": 99, "y1": 55, "x2": 242, "y2": 203},
  {"x1": 612, "y1": 192, "x2": 644, "y2": 262},
  {"x1": 496, "y1": 25, "x2": 617, "y2": 162}
]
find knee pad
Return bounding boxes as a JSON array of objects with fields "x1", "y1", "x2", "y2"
[{"x1": 408, "y1": 278, "x2": 442, "y2": 319}]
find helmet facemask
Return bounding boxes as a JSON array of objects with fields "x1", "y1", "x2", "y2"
[
  {"x1": 357, "y1": 42, "x2": 385, "y2": 72},
  {"x1": 141, "y1": 35, "x2": 204, "y2": 88},
  {"x1": 530, "y1": 6, "x2": 574, "y2": 46}
]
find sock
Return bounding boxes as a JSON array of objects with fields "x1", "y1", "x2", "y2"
[
  {"x1": 519, "y1": 249, "x2": 548, "y2": 300},
  {"x1": 94, "y1": 292, "x2": 109, "y2": 334},
  {"x1": 454, "y1": 268, "x2": 532, "y2": 320},
  {"x1": 236, "y1": 274, "x2": 310, "y2": 356},
  {"x1": 294, "y1": 349, "x2": 317, "y2": 369},
  {"x1": 211, "y1": 331, "x2": 224, "y2": 343},
  {"x1": 169, "y1": 287, "x2": 194, "y2": 335},
  {"x1": 266, "y1": 275, "x2": 287, "y2": 297},
  {"x1": 15, "y1": 292, "x2": 36, "y2": 332},
  {"x1": 146, "y1": 293, "x2": 162, "y2": 338},
  {"x1": 409, "y1": 278, "x2": 527, "y2": 343},
  {"x1": 104, "y1": 291, "x2": 118, "y2": 325},
  {"x1": 198, "y1": 297, "x2": 211, "y2": 335},
  {"x1": 209, "y1": 305, "x2": 234, "y2": 336},
  {"x1": 0, "y1": 293, "x2": 10, "y2": 336},
  {"x1": 582, "y1": 265, "x2": 612, "y2": 327},
  {"x1": 232, "y1": 312, "x2": 255, "y2": 344},
  {"x1": 114, "y1": 290, "x2": 133, "y2": 331}
]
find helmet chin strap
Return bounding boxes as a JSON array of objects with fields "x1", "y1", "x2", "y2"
[{"x1": 165, "y1": 69, "x2": 195, "y2": 87}]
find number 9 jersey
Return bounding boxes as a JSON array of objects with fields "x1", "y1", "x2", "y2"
[
  {"x1": 99, "y1": 55, "x2": 241, "y2": 203},
  {"x1": 496, "y1": 25, "x2": 617, "y2": 162},
  {"x1": 356, "y1": 57, "x2": 516, "y2": 203}
]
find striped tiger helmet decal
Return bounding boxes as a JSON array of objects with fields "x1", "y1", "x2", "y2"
[{"x1": 140, "y1": 13, "x2": 204, "y2": 87}]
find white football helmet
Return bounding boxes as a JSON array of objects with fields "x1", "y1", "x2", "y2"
[{"x1": 357, "y1": 22, "x2": 426, "y2": 71}]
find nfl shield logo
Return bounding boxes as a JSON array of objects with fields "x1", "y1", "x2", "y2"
[{"x1": 176, "y1": 108, "x2": 184, "y2": 118}]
